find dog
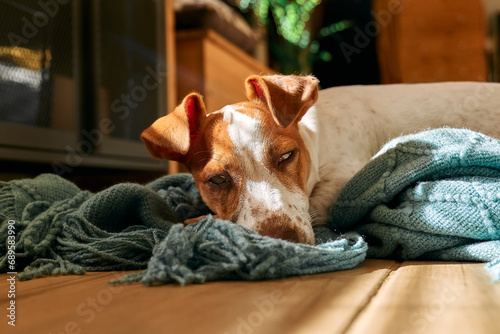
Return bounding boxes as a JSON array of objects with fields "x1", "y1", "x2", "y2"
[{"x1": 141, "y1": 74, "x2": 500, "y2": 245}]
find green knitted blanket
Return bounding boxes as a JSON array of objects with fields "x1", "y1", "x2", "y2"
[
  {"x1": 0, "y1": 170, "x2": 365, "y2": 283},
  {"x1": 1, "y1": 128, "x2": 499, "y2": 284}
]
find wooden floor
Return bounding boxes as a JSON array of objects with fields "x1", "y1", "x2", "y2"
[{"x1": 2, "y1": 259, "x2": 499, "y2": 334}]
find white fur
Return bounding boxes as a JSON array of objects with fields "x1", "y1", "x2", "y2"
[
  {"x1": 212, "y1": 81, "x2": 500, "y2": 243},
  {"x1": 301, "y1": 82, "x2": 500, "y2": 224},
  {"x1": 245, "y1": 180, "x2": 283, "y2": 211},
  {"x1": 223, "y1": 105, "x2": 315, "y2": 243},
  {"x1": 237, "y1": 178, "x2": 313, "y2": 243},
  {"x1": 298, "y1": 107, "x2": 320, "y2": 197},
  {"x1": 223, "y1": 105, "x2": 265, "y2": 166}
]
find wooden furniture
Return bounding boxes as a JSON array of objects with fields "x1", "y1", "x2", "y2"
[
  {"x1": 2, "y1": 260, "x2": 499, "y2": 334},
  {"x1": 176, "y1": 29, "x2": 274, "y2": 112},
  {"x1": 0, "y1": 3, "x2": 274, "y2": 178},
  {"x1": 0, "y1": 0, "x2": 176, "y2": 186},
  {"x1": 493, "y1": 13, "x2": 500, "y2": 82},
  {"x1": 374, "y1": 0, "x2": 488, "y2": 83}
]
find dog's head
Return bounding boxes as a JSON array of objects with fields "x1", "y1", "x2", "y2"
[{"x1": 141, "y1": 75, "x2": 319, "y2": 244}]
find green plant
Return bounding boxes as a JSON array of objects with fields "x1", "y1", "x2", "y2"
[
  {"x1": 240, "y1": 0, "x2": 320, "y2": 47},
  {"x1": 238, "y1": 0, "x2": 321, "y2": 73}
]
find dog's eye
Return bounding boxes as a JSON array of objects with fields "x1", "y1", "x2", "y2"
[
  {"x1": 208, "y1": 173, "x2": 230, "y2": 185},
  {"x1": 279, "y1": 151, "x2": 294, "y2": 164}
]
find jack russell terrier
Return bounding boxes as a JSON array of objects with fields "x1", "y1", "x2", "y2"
[{"x1": 141, "y1": 75, "x2": 500, "y2": 245}]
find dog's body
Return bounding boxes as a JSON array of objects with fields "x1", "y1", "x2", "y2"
[
  {"x1": 302, "y1": 82, "x2": 500, "y2": 226},
  {"x1": 142, "y1": 75, "x2": 500, "y2": 245}
]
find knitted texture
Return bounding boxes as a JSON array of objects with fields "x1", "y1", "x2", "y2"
[
  {"x1": 114, "y1": 222, "x2": 365, "y2": 285},
  {"x1": 0, "y1": 173, "x2": 366, "y2": 283},
  {"x1": 328, "y1": 128, "x2": 500, "y2": 282},
  {"x1": 0, "y1": 173, "x2": 208, "y2": 280},
  {"x1": 1, "y1": 128, "x2": 500, "y2": 284}
]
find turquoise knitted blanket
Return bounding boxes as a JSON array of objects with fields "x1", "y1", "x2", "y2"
[
  {"x1": 1, "y1": 128, "x2": 499, "y2": 284},
  {"x1": 328, "y1": 128, "x2": 500, "y2": 281}
]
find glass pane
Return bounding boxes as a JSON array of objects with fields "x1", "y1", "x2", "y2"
[
  {"x1": 0, "y1": 0, "x2": 77, "y2": 132},
  {"x1": 94, "y1": 0, "x2": 164, "y2": 142}
]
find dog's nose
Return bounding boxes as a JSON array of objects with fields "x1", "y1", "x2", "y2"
[
  {"x1": 265, "y1": 226, "x2": 300, "y2": 243},
  {"x1": 257, "y1": 216, "x2": 301, "y2": 243}
]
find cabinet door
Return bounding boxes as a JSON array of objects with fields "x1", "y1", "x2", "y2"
[
  {"x1": 86, "y1": 0, "x2": 169, "y2": 171},
  {"x1": 0, "y1": 0, "x2": 174, "y2": 173},
  {"x1": 0, "y1": 0, "x2": 80, "y2": 162}
]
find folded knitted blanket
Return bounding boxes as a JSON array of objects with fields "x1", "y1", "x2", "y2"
[
  {"x1": 328, "y1": 128, "x2": 500, "y2": 281},
  {"x1": 0, "y1": 128, "x2": 499, "y2": 284}
]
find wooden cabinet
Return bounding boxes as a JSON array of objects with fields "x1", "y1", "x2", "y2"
[
  {"x1": 176, "y1": 29, "x2": 274, "y2": 113},
  {"x1": 375, "y1": 0, "x2": 488, "y2": 83},
  {"x1": 0, "y1": 3, "x2": 274, "y2": 180},
  {"x1": 0, "y1": 0, "x2": 176, "y2": 187}
]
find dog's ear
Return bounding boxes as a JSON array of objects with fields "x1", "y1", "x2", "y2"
[
  {"x1": 245, "y1": 74, "x2": 319, "y2": 127},
  {"x1": 141, "y1": 93, "x2": 206, "y2": 162}
]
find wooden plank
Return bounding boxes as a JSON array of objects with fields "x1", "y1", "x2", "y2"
[
  {"x1": 281, "y1": 260, "x2": 398, "y2": 334},
  {"x1": 0, "y1": 260, "x2": 395, "y2": 334},
  {"x1": 345, "y1": 261, "x2": 500, "y2": 334},
  {"x1": 3, "y1": 260, "x2": 498, "y2": 334}
]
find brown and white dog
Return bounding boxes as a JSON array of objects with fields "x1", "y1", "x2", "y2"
[{"x1": 141, "y1": 75, "x2": 500, "y2": 245}]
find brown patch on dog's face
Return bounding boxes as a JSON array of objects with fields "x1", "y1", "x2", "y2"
[
  {"x1": 257, "y1": 104, "x2": 311, "y2": 196},
  {"x1": 141, "y1": 75, "x2": 319, "y2": 244},
  {"x1": 187, "y1": 113, "x2": 241, "y2": 221},
  {"x1": 185, "y1": 101, "x2": 315, "y2": 244}
]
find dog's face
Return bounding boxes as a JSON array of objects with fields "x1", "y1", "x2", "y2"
[{"x1": 141, "y1": 75, "x2": 319, "y2": 244}]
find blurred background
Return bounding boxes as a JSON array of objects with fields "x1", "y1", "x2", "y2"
[{"x1": 0, "y1": 0, "x2": 499, "y2": 189}]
